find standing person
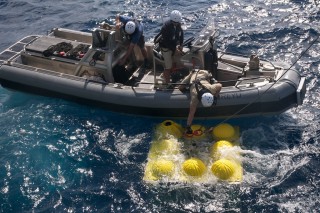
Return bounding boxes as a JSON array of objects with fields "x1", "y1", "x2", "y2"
[
  {"x1": 116, "y1": 15, "x2": 148, "y2": 67},
  {"x1": 154, "y1": 10, "x2": 184, "y2": 85},
  {"x1": 178, "y1": 69, "x2": 222, "y2": 134}
]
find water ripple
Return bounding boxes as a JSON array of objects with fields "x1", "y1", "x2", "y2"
[{"x1": 0, "y1": 0, "x2": 319, "y2": 212}]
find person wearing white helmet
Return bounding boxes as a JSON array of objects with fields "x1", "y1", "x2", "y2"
[
  {"x1": 201, "y1": 92, "x2": 215, "y2": 107},
  {"x1": 125, "y1": 21, "x2": 136, "y2": 34},
  {"x1": 154, "y1": 10, "x2": 184, "y2": 85},
  {"x1": 178, "y1": 69, "x2": 222, "y2": 135},
  {"x1": 116, "y1": 15, "x2": 148, "y2": 67}
]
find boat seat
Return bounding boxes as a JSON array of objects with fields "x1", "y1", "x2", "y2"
[
  {"x1": 50, "y1": 28, "x2": 92, "y2": 43},
  {"x1": 218, "y1": 53, "x2": 248, "y2": 68},
  {"x1": 21, "y1": 50, "x2": 79, "y2": 66},
  {"x1": 217, "y1": 61, "x2": 244, "y2": 86},
  {"x1": 25, "y1": 36, "x2": 90, "y2": 61},
  {"x1": 235, "y1": 77, "x2": 269, "y2": 88},
  {"x1": 92, "y1": 29, "x2": 108, "y2": 49},
  {"x1": 26, "y1": 36, "x2": 84, "y2": 54}
]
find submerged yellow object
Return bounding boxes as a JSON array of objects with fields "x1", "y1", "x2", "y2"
[
  {"x1": 182, "y1": 158, "x2": 206, "y2": 177},
  {"x1": 211, "y1": 140, "x2": 234, "y2": 160},
  {"x1": 152, "y1": 159, "x2": 175, "y2": 178},
  {"x1": 212, "y1": 123, "x2": 235, "y2": 140},
  {"x1": 209, "y1": 140, "x2": 242, "y2": 181},
  {"x1": 155, "y1": 120, "x2": 184, "y2": 139},
  {"x1": 211, "y1": 159, "x2": 236, "y2": 180},
  {"x1": 149, "y1": 139, "x2": 178, "y2": 157}
]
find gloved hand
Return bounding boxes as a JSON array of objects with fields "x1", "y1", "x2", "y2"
[
  {"x1": 210, "y1": 77, "x2": 217, "y2": 84},
  {"x1": 185, "y1": 126, "x2": 193, "y2": 135}
]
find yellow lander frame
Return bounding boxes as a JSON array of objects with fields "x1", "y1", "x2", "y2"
[{"x1": 143, "y1": 120, "x2": 243, "y2": 184}]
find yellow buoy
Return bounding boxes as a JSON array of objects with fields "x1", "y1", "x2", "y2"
[
  {"x1": 211, "y1": 140, "x2": 233, "y2": 159},
  {"x1": 182, "y1": 157, "x2": 206, "y2": 177},
  {"x1": 149, "y1": 139, "x2": 178, "y2": 157},
  {"x1": 155, "y1": 120, "x2": 183, "y2": 139},
  {"x1": 211, "y1": 159, "x2": 236, "y2": 180},
  {"x1": 152, "y1": 159, "x2": 175, "y2": 178},
  {"x1": 212, "y1": 123, "x2": 235, "y2": 140}
]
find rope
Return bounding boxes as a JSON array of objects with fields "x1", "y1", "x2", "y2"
[
  {"x1": 43, "y1": 42, "x2": 73, "y2": 57},
  {"x1": 215, "y1": 33, "x2": 320, "y2": 125}
]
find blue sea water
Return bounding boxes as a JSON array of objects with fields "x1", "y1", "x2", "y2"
[{"x1": 0, "y1": 0, "x2": 319, "y2": 212}]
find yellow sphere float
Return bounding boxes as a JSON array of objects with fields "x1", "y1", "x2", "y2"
[
  {"x1": 149, "y1": 139, "x2": 177, "y2": 156},
  {"x1": 212, "y1": 123, "x2": 235, "y2": 140},
  {"x1": 152, "y1": 159, "x2": 175, "y2": 178},
  {"x1": 155, "y1": 120, "x2": 183, "y2": 139},
  {"x1": 182, "y1": 157, "x2": 206, "y2": 177},
  {"x1": 211, "y1": 140, "x2": 233, "y2": 159},
  {"x1": 211, "y1": 159, "x2": 236, "y2": 180}
]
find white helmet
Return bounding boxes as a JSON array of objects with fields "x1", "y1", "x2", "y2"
[
  {"x1": 201, "y1": 92, "x2": 214, "y2": 107},
  {"x1": 125, "y1": 21, "x2": 136, "y2": 34},
  {"x1": 170, "y1": 10, "x2": 182, "y2": 23}
]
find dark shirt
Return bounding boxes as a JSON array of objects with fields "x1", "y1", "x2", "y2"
[
  {"x1": 157, "y1": 20, "x2": 183, "y2": 51},
  {"x1": 119, "y1": 16, "x2": 143, "y2": 44}
]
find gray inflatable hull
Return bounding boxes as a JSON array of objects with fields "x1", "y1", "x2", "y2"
[{"x1": 0, "y1": 63, "x2": 306, "y2": 119}]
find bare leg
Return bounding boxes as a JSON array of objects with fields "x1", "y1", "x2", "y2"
[
  {"x1": 161, "y1": 49, "x2": 173, "y2": 84},
  {"x1": 140, "y1": 47, "x2": 148, "y2": 60}
]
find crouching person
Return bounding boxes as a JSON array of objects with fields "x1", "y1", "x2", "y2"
[{"x1": 178, "y1": 69, "x2": 222, "y2": 134}]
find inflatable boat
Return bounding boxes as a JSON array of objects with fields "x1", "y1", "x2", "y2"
[
  {"x1": 143, "y1": 120, "x2": 243, "y2": 184},
  {"x1": 0, "y1": 20, "x2": 306, "y2": 119}
]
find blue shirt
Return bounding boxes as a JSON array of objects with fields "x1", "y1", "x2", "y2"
[{"x1": 119, "y1": 16, "x2": 143, "y2": 44}]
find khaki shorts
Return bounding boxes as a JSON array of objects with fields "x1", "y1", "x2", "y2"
[{"x1": 161, "y1": 48, "x2": 180, "y2": 70}]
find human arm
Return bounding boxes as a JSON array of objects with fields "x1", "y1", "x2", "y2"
[
  {"x1": 177, "y1": 26, "x2": 184, "y2": 51},
  {"x1": 119, "y1": 42, "x2": 135, "y2": 65},
  {"x1": 154, "y1": 31, "x2": 162, "y2": 44},
  {"x1": 116, "y1": 15, "x2": 130, "y2": 29},
  {"x1": 115, "y1": 15, "x2": 122, "y2": 29},
  {"x1": 187, "y1": 104, "x2": 197, "y2": 127},
  {"x1": 187, "y1": 98, "x2": 198, "y2": 127},
  {"x1": 207, "y1": 83, "x2": 222, "y2": 96},
  {"x1": 185, "y1": 102, "x2": 196, "y2": 135}
]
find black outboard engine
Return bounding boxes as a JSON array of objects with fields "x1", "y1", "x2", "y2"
[{"x1": 204, "y1": 36, "x2": 218, "y2": 79}]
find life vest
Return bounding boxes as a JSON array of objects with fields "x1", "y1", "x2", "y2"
[
  {"x1": 194, "y1": 79, "x2": 211, "y2": 101},
  {"x1": 156, "y1": 20, "x2": 183, "y2": 52}
]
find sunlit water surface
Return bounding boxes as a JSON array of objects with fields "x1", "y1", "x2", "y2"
[{"x1": 0, "y1": 0, "x2": 319, "y2": 212}]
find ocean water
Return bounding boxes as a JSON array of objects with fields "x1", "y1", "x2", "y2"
[{"x1": 0, "y1": 0, "x2": 319, "y2": 212}]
